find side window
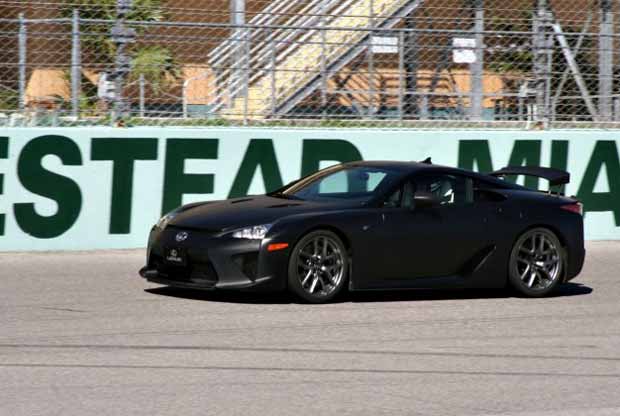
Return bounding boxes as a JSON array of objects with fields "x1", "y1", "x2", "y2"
[
  {"x1": 307, "y1": 168, "x2": 390, "y2": 196},
  {"x1": 383, "y1": 181, "x2": 415, "y2": 208},
  {"x1": 383, "y1": 180, "x2": 415, "y2": 208},
  {"x1": 318, "y1": 170, "x2": 348, "y2": 193},
  {"x1": 382, "y1": 174, "x2": 474, "y2": 208},
  {"x1": 383, "y1": 187, "x2": 402, "y2": 208},
  {"x1": 416, "y1": 174, "x2": 473, "y2": 206}
]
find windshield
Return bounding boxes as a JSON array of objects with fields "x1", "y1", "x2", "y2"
[{"x1": 276, "y1": 165, "x2": 400, "y2": 202}]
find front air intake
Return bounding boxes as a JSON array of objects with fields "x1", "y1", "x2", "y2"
[{"x1": 232, "y1": 252, "x2": 259, "y2": 280}]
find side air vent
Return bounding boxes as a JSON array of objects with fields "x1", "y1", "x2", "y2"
[
  {"x1": 268, "y1": 203, "x2": 301, "y2": 208},
  {"x1": 459, "y1": 245, "x2": 496, "y2": 276}
]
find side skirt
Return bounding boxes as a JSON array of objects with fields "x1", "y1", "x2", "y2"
[{"x1": 349, "y1": 245, "x2": 500, "y2": 291}]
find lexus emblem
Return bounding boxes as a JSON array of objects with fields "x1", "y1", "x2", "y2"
[{"x1": 175, "y1": 231, "x2": 188, "y2": 242}]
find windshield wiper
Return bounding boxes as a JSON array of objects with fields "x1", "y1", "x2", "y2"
[{"x1": 270, "y1": 192, "x2": 303, "y2": 200}]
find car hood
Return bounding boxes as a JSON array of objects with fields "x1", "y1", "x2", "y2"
[{"x1": 167, "y1": 195, "x2": 353, "y2": 231}]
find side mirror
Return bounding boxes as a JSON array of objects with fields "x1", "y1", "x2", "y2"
[{"x1": 412, "y1": 191, "x2": 440, "y2": 210}]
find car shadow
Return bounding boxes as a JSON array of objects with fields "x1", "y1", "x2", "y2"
[
  {"x1": 145, "y1": 287, "x2": 295, "y2": 304},
  {"x1": 145, "y1": 282, "x2": 592, "y2": 305},
  {"x1": 348, "y1": 282, "x2": 592, "y2": 303}
]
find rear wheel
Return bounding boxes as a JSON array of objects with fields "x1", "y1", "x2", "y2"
[
  {"x1": 287, "y1": 230, "x2": 348, "y2": 303},
  {"x1": 508, "y1": 227, "x2": 564, "y2": 297}
]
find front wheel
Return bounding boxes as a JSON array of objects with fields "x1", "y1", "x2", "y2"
[
  {"x1": 508, "y1": 227, "x2": 564, "y2": 297},
  {"x1": 287, "y1": 230, "x2": 348, "y2": 303}
]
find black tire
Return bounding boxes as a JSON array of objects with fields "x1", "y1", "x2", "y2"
[
  {"x1": 508, "y1": 227, "x2": 564, "y2": 297},
  {"x1": 287, "y1": 230, "x2": 348, "y2": 303}
]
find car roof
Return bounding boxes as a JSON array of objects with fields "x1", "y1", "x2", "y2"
[
  {"x1": 346, "y1": 160, "x2": 424, "y2": 170},
  {"x1": 344, "y1": 159, "x2": 472, "y2": 175},
  {"x1": 344, "y1": 160, "x2": 522, "y2": 189}
]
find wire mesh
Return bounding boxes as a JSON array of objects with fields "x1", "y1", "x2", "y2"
[{"x1": 0, "y1": 0, "x2": 619, "y2": 128}]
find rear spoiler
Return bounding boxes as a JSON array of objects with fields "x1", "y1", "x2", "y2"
[{"x1": 489, "y1": 166, "x2": 570, "y2": 187}]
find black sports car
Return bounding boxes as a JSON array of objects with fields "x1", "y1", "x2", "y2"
[{"x1": 139, "y1": 160, "x2": 585, "y2": 303}]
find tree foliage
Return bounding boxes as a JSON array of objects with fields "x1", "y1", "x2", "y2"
[
  {"x1": 130, "y1": 46, "x2": 181, "y2": 93},
  {"x1": 59, "y1": 0, "x2": 180, "y2": 99}
]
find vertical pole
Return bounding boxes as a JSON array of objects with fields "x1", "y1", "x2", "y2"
[
  {"x1": 420, "y1": 94, "x2": 429, "y2": 119},
  {"x1": 112, "y1": 0, "x2": 135, "y2": 124},
  {"x1": 533, "y1": 0, "x2": 550, "y2": 125},
  {"x1": 182, "y1": 80, "x2": 188, "y2": 118},
  {"x1": 231, "y1": 0, "x2": 246, "y2": 99},
  {"x1": 320, "y1": 0, "x2": 327, "y2": 118},
  {"x1": 368, "y1": 0, "x2": 375, "y2": 117},
  {"x1": 241, "y1": 4, "x2": 250, "y2": 122},
  {"x1": 470, "y1": 0, "x2": 484, "y2": 121},
  {"x1": 270, "y1": 27, "x2": 277, "y2": 117},
  {"x1": 18, "y1": 13, "x2": 26, "y2": 112},
  {"x1": 398, "y1": 30, "x2": 404, "y2": 120},
  {"x1": 533, "y1": 1, "x2": 541, "y2": 123},
  {"x1": 599, "y1": 0, "x2": 613, "y2": 121},
  {"x1": 545, "y1": 8, "x2": 553, "y2": 122},
  {"x1": 403, "y1": 13, "x2": 418, "y2": 118},
  {"x1": 243, "y1": 27, "x2": 249, "y2": 125},
  {"x1": 243, "y1": 84, "x2": 248, "y2": 124},
  {"x1": 71, "y1": 9, "x2": 81, "y2": 118},
  {"x1": 139, "y1": 73, "x2": 145, "y2": 117}
]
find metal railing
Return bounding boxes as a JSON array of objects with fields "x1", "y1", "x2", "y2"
[{"x1": 0, "y1": 0, "x2": 619, "y2": 129}]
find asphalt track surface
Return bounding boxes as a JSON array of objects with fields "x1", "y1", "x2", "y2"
[{"x1": 1, "y1": 242, "x2": 619, "y2": 416}]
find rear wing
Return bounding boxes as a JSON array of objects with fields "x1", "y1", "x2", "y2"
[{"x1": 489, "y1": 166, "x2": 570, "y2": 187}]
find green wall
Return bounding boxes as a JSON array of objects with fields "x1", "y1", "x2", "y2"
[{"x1": 0, "y1": 127, "x2": 618, "y2": 250}]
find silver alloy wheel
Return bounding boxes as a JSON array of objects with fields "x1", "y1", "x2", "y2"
[
  {"x1": 295, "y1": 235, "x2": 345, "y2": 297},
  {"x1": 513, "y1": 230, "x2": 562, "y2": 291}
]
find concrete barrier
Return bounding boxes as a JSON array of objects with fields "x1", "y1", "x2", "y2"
[{"x1": 0, "y1": 127, "x2": 618, "y2": 250}]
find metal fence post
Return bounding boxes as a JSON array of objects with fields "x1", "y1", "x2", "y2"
[
  {"x1": 470, "y1": 0, "x2": 484, "y2": 121},
  {"x1": 320, "y1": 0, "x2": 327, "y2": 118},
  {"x1": 403, "y1": 13, "x2": 418, "y2": 118},
  {"x1": 231, "y1": 0, "x2": 246, "y2": 101},
  {"x1": 242, "y1": 26, "x2": 249, "y2": 125},
  {"x1": 420, "y1": 94, "x2": 429, "y2": 120},
  {"x1": 111, "y1": 0, "x2": 136, "y2": 124},
  {"x1": 270, "y1": 27, "x2": 277, "y2": 118},
  {"x1": 544, "y1": 8, "x2": 554, "y2": 123},
  {"x1": 398, "y1": 30, "x2": 404, "y2": 120},
  {"x1": 182, "y1": 79, "x2": 189, "y2": 119},
  {"x1": 533, "y1": 0, "x2": 548, "y2": 124},
  {"x1": 598, "y1": 0, "x2": 613, "y2": 121},
  {"x1": 18, "y1": 13, "x2": 27, "y2": 112},
  {"x1": 71, "y1": 9, "x2": 81, "y2": 119},
  {"x1": 368, "y1": 0, "x2": 375, "y2": 118},
  {"x1": 139, "y1": 74, "x2": 145, "y2": 117}
]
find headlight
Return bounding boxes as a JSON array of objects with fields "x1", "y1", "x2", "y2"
[
  {"x1": 230, "y1": 224, "x2": 273, "y2": 240},
  {"x1": 156, "y1": 211, "x2": 178, "y2": 229}
]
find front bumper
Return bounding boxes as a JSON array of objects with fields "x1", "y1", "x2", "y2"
[{"x1": 140, "y1": 225, "x2": 288, "y2": 292}]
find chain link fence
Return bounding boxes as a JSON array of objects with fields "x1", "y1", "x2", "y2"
[{"x1": 0, "y1": 0, "x2": 619, "y2": 128}]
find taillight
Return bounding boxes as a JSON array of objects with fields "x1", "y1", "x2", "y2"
[{"x1": 560, "y1": 202, "x2": 583, "y2": 215}]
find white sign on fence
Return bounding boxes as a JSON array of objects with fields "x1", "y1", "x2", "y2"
[
  {"x1": 453, "y1": 37, "x2": 477, "y2": 63},
  {"x1": 371, "y1": 36, "x2": 399, "y2": 54}
]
